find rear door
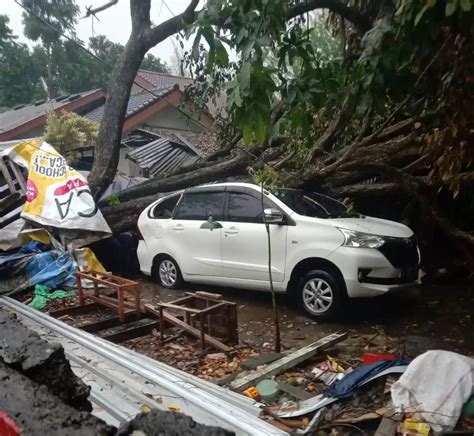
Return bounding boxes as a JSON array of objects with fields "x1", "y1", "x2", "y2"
[
  {"x1": 221, "y1": 189, "x2": 287, "y2": 282},
  {"x1": 166, "y1": 187, "x2": 225, "y2": 277}
]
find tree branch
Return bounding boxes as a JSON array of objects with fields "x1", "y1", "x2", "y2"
[
  {"x1": 144, "y1": 0, "x2": 199, "y2": 49},
  {"x1": 286, "y1": 0, "x2": 371, "y2": 33},
  {"x1": 83, "y1": 0, "x2": 118, "y2": 18},
  {"x1": 131, "y1": 0, "x2": 151, "y2": 31}
]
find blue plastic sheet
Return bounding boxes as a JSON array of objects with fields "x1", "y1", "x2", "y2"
[
  {"x1": 0, "y1": 242, "x2": 77, "y2": 292},
  {"x1": 325, "y1": 359, "x2": 409, "y2": 399}
]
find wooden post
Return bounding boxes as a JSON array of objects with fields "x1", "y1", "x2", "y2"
[
  {"x1": 133, "y1": 286, "x2": 141, "y2": 319},
  {"x1": 227, "y1": 304, "x2": 239, "y2": 344},
  {"x1": 199, "y1": 313, "x2": 205, "y2": 350},
  {"x1": 117, "y1": 286, "x2": 125, "y2": 322},
  {"x1": 76, "y1": 273, "x2": 84, "y2": 305},
  {"x1": 159, "y1": 306, "x2": 164, "y2": 341}
]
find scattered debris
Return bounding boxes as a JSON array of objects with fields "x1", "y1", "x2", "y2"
[
  {"x1": 230, "y1": 332, "x2": 348, "y2": 391},
  {"x1": 391, "y1": 350, "x2": 474, "y2": 432}
]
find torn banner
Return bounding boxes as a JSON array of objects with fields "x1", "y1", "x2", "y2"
[{"x1": 0, "y1": 140, "x2": 111, "y2": 245}]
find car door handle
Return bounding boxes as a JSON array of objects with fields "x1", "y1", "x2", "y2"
[
  {"x1": 172, "y1": 224, "x2": 184, "y2": 231},
  {"x1": 224, "y1": 227, "x2": 239, "y2": 235}
]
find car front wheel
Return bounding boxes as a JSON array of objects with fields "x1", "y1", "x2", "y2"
[
  {"x1": 154, "y1": 256, "x2": 184, "y2": 289},
  {"x1": 297, "y1": 269, "x2": 345, "y2": 320}
]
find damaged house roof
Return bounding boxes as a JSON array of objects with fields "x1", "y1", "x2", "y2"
[
  {"x1": 126, "y1": 130, "x2": 200, "y2": 177},
  {"x1": 84, "y1": 86, "x2": 176, "y2": 125},
  {"x1": 0, "y1": 89, "x2": 106, "y2": 141}
]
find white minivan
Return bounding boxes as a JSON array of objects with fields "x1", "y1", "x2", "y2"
[{"x1": 137, "y1": 183, "x2": 420, "y2": 319}]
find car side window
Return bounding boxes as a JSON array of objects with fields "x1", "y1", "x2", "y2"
[
  {"x1": 227, "y1": 192, "x2": 273, "y2": 223},
  {"x1": 151, "y1": 194, "x2": 180, "y2": 219},
  {"x1": 174, "y1": 191, "x2": 225, "y2": 220}
]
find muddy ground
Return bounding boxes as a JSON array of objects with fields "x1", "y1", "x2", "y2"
[{"x1": 137, "y1": 276, "x2": 474, "y2": 358}]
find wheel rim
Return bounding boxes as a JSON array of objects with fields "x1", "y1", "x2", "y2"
[
  {"x1": 159, "y1": 260, "x2": 177, "y2": 287},
  {"x1": 302, "y1": 278, "x2": 333, "y2": 314}
]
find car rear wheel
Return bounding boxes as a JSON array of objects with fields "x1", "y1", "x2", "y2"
[
  {"x1": 297, "y1": 269, "x2": 345, "y2": 320},
  {"x1": 154, "y1": 256, "x2": 184, "y2": 289}
]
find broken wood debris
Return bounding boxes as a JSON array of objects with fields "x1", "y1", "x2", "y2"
[{"x1": 230, "y1": 332, "x2": 348, "y2": 391}]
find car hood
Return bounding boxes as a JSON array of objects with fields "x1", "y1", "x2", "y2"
[{"x1": 324, "y1": 216, "x2": 414, "y2": 238}]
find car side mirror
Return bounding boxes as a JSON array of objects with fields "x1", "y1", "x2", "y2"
[{"x1": 264, "y1": 208, "x2": 284, "y2": 224}]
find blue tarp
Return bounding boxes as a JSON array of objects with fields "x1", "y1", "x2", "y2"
[
  {"x1": 0, "y1": 241, "x2": 77, "y2": 293},
  {"x1": 326, "y1": 359, "x2": 409, "y2": 399}
]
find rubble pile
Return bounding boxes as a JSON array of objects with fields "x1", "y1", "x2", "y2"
[{"x1": 0, "y1": 308, "x2": 91, "y2": 410}]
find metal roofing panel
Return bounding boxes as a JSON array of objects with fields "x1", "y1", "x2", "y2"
[
  {"x1": 127, "y1": 134, "x2": 199, "y2": 176},
  {"x1": 84, "y1": 87, "x2": 174, "y2": 124},
  {"x1": 0, "y1": 89, "x2": 101, "y2": 133}
]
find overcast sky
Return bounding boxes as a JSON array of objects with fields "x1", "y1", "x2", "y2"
[{"x1": 0, "y1": 0, "x2": 202, "y2": 72}]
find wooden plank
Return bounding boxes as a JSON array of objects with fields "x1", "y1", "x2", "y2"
[
  {"x1": 101, "y1": 321, "x2": 161, "y2": 343},
  {"x1": 7, "y1": 161, "x2": 26, "y2": 192},
  {"x1": 0, "y1": 158, "x2": 16, "y2": 193},
  {"x1": 144, "y1": 304, "x2": 231, "y2": 352},
  {"x1": 77, "y1": 270, "x2": 138, "y2": 287},
  {"x1": 193, "y1": 291, "x2": 223, "y2": 300},
  {"x1": 374, "y1": 409, "x2": 402, "y2": 436},
  {"x1": 80, "y1": 314, "x2": 134, "y2": 333},
  {"x1": 199, "y1": 302, "x2": 227, "y2": 316},
  {"x1": 89, "y1": 295, "x2": 136, "y2": 312},
  {"x1": 241, "y1": 353, "x2": 284, "y2": 370},
  {"x1": 48, "y1": 302, "x2": 98, "y2": 317},
  {"x1": 277, "y1": 382, "x2": 313, "y2": 401},
  {"x1": 230, "y1": 332, "x2": 348, "y2": 391},
  {"x1": 157, "y1": 302, "x2": 202, "y2": 314}
]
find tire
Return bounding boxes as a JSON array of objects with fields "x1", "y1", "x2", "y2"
[
  {"x1": 153, "y1": 256, "x2": 184, "y2": 289},
  {"x1": 296, "y1": 269, "x2": 346, "y2": 320}
]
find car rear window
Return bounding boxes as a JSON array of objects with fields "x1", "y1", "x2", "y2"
[
  {"x1": 151, "y1": 194, "x2": 180, "y2": 219},
  {"x1": 174, "y1": 191, "x2": 225, "y2": 221}
]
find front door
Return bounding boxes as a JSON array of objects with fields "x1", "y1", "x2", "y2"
[
  {"x1": 221, "y1": 191, "x2": 287, "y2": 282},
  {"x1": 166, "y1": 189, "x2": 225, "y2": 277}
]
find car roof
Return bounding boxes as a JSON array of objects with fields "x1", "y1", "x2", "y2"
[{"x1": 198, "y1": 182, "x2": 261, "y2": 190}]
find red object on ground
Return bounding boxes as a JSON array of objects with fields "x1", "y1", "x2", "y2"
[
  {"x1": 363, "y1": 353, "x2": 397, "y2": 364},
  {"x1": 0, "y1": 411, "x2": 21, "y2": 436}
]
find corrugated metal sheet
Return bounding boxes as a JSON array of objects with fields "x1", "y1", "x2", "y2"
[
  {"x1": 84, "y1": 87, "x2": 174, "y2": 124},
  {"x1": 0, "y1": 90, "x2": 102, "y2": 133},
  {"x1": 127, "y1": 136, "x2": 199, "y2": 177}
]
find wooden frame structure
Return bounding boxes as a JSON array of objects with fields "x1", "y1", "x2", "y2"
[
  {"x1": 76, "y1": 270, "x2": 141, "y2": 322},
  {"x1": 145, "y1": 292, "x2": 238, "y2": 351}
]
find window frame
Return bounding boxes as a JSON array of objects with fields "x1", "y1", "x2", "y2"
[
  {"x1": 148, "y1": 193, "x2": 182, "y2": 220},
  {"x1": 172, "y1": 186, "x2": 226, "y2": 221},
  {"x1": 224, "y1": 188, "x2": 290, "y2": 225}
]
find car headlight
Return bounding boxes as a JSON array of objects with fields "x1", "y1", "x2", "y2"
[{"x1": 338, "y1": 228, "x2": 385, "y2": 249}]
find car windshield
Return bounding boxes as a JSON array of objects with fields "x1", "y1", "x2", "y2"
[{"x1": 273, "y1": 189, "x2": 351, "y2": 219}]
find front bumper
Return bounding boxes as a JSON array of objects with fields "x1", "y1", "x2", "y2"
[{"x1": 327, "y1": 246, "x2": 420, "y2": 298}]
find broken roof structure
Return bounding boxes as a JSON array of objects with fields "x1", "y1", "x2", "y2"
[{"x1": 126, "y1": 130, "x2": 201, "y2": 178}]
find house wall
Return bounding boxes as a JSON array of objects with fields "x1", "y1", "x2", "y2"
[
  {"x1": 16, "y1": 126, "x2": 45, "y2": 139},
  {"x1": 117, "y1": 147, "x2": 130, "y2": 175},
  {"x1": 138, "y1": 105, "x2": 205, "y2": 133}
]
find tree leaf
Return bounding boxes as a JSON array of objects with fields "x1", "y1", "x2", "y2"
[
  {"x1": 191, "y1": 31, "x2": 201, "y2": 61},
  {"x1": 460, "y1": 0, "x2": 472, "y2": 11},
  {"x1": 254, "y1": 115, "x2": 267, "y2": 145},
  {"x1": 239, "y1": 62, "x2": 251, "y2": 93},
  {"x1": 243, "y1": 122, "x2": 253, "y2": 145},
  {"x1": 414, "y1": 4, "x2": 430, "y2": 25},
  {"x1": 445, "y1": 0, "x2": 457, "y2": 16}
]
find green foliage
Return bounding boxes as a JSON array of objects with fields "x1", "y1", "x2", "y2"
[
  {"x1": 0, "y1": 15, "x2": 42, "y2": 106},
  {"x1": 21, "y1": 0, "x2": 79, "y2": 47},
  {"x1": 2, "y1": 8, "x2": 170, "y2": 107},
  {"x1": 44, "y1": 111, "x2": 99, "y2": 165},
  {"x1": 107, "y1": 194, "x2": 121, "y2": 207}
]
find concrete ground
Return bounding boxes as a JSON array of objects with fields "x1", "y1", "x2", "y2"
[{"x1": 137, "y1": 276, "x2": 474, "y2": 358}]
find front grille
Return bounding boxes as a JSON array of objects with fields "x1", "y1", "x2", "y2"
[{"x1": 378, "y1": 236, "x2": 419, "y2": 268}]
